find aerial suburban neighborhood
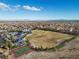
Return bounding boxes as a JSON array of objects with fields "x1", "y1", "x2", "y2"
[
  {"x1": 0, "y1": 21, "x2": 79, "y2": 59},
  {"x1": 0, "y1": 0, "x2": 79, "y2": 59}
]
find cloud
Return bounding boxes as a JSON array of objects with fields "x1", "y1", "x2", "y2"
[
  {"x1": 0, "y1": 2, "x2": 21, "y2": 12},
  {"x1": 0, "y1": 2, "x2": 10, "y2": 10},
  {"x1": 23, "y1": 5, "x2": 41, "y2": 11},
  {"x1": 0, "y1": 2, "x2": 41, "y2": 12}
]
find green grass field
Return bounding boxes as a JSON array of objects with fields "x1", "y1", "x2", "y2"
[{"x1": 15, "y1": 46, "x2": 31, "y2": 56}]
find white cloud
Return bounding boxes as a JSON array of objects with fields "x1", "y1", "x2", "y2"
[
  {"x1": 0, "y1": 2, "x2": 21, "y2": 12},
  {"x1": 0, "y1": 2, "x2": 10, "y2": 10},
  {"x1": 23, "y1": 5, "x2": 41, "y2": 11},
  {"x1": 0, "y1": 2, "x2": 41, "y2": 12}
]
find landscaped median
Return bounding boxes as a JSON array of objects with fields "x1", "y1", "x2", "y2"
[{"x1": 25, "y1": 30, "x2": 74, "y2": 50}]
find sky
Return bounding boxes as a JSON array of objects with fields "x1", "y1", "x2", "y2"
[{"x1": 0, "y1": 0, "x2": 79, "y2": 21}]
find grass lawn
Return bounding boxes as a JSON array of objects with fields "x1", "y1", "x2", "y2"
[
  {"x1": 25, "y1": 30, "x2": 74, "y2": 49},
  {"x1": 14, "y1": 46, "x2": 31, "y2": 56}
]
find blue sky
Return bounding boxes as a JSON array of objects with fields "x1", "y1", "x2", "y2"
[{"x1": 0, "y1": 0, "x2": 79, "y2": 21}]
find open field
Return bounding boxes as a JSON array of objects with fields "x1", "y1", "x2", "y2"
[{"x1": 26, "y1": 30, "x2": 73, "y2": 49}]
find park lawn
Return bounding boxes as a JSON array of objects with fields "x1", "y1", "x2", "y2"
[
  {"x1": 15, "y1": 46, "x2": 31, "y2": 56},
  {"x1": 25, "y1": 30, "x2": 74, "y2": 49}
]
